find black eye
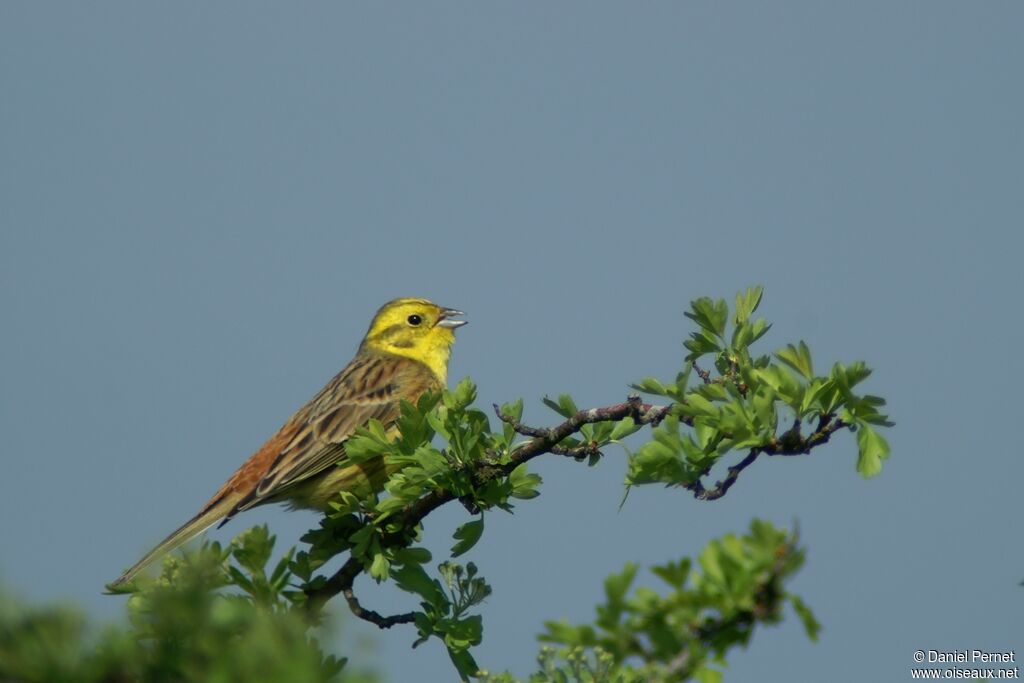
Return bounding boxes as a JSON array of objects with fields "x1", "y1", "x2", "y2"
[{"x1": 407, "y1": 314, "x2": 422, "y2": 326}]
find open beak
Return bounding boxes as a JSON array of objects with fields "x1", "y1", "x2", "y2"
[{"x1": 436, "y1": 308, "x2": 467, "y2": 329}]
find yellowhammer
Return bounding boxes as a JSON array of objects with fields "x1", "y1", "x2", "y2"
[{"x1": 110, "y1": 297, "x2": 466, "y2": 588}]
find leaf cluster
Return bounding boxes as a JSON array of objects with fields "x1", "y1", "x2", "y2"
[
  {"x1": 628, "y1": 287, "x2": 892, "y2": 486},
  {"x1": 2, "y1": 529, "x2": 375, "y2": 683}
]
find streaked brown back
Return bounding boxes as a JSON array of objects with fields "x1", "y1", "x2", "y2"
[{"x1": 204, "y1": 350, "x2": 442, "y2": 521}]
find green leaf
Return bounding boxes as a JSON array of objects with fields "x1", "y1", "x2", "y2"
[
  {"x1": 753, "y1": 365, "x2": 797, "y2": 395},
  {"x1": 391, "y1": 563, "x2": 446, "y2": 606},
  {"x1": 446, "y1": 641, "x2": 481, "y2": 680},
  {"x1": 603, "y1": 563, "x2": 638, "y2": 605},
  {"x1": 542, "y1": 394, "x2": 579, "y2": 418},
  {"x1": 843, "y1": 393, "x2": 895, "y2": 427},
  {"x1": 842, "y1": 361, "x2": 873, "y2": 389},
  {"x1": 227, "y1": 565, "x2": 255, "y2": 594},
  {"x1": 451, "y1": 518, "x2": 485, "y2": 558},
  {"x1": 498, "y1": 398, "x2": 524, "y2": 445},
  {"x1": 500, "y1": 398, "x2": 524, "y2": 423},
  {"x1": 540, "y1": 619, "x2": 596, "y2": 645},
  {"x1": 230, "y1": 525, "x2": 275, "y2": 576},
  {"x1": 268, "y1": 549, "x2": 294, "y2": 587},
  {"x1": 394, "y1": 546, "x2": 433, "y2": 565},
  {"x1": 685, "y1": 297, "x2": 729, "y2": 338},
  {"x1": 443, "y1": 614, "x2": 484, "y2": 649},
  {"x1": 800, "y1": 378, "x2": 832, "y2": 415},
  {"x1": 425, "y1": 409, "x2": 450, "y2": 440},
  {"x1": 750, "y1": 387, "x2": 779, "y2": 434},
  {"x1": 650, "y1": 558, "x2": 691, "y2": 590},
  {"x1": 695, "y1": 667, "x2": 724, "y2": 683},
  {"x1": 625, "y1": 415, "x2": 705, "y2": 486},
  {"x1": 289, "y1": 551, "x2": 313, "y2": 582},
  {"x1": 609, "y1": 418, "x2": 641, "y2": 441},
  {"x1": 684, "y1": 329, "x2": 721, "y2": 362},
  {"x1": 673, "y1": 366, "x2": 693, "y2": 397},
  {"x1": 856, "y1": 425, "x2": 890, "y2": 478},
  {"x1": 775, "y1": 341, "x2": 814, "y2": 380},
  {"x1": 748, "y1": 318, "x2": 771, "y2": 345},
  {"x1": 629, "y1": 377, "x2": 668, "y2": 396},
  {"x1": 732, "y1": 316, "x2": 772, "y2": 353},
  {"x1": 454, "y1": 377, "x2": 478, "y2": 407},
  {"x1": 369, "y1": 553, "x2": 390, "y2": 582},
  {"x1": 790, "y1": 594, "x2": 821, "y2": 641},
  {"x1": 860, "y1": 412, "x2": 896, "y2": 427},
  {"x1": 697, "y1": 541, "x2": 726, "y2": 587},
  {"x1": 678, "y1": 393, "x2": 719, "y2": 419},
  {"x1": 508, "y1": 463, "x2": 542, "y2": 501},
  {"x1": 734, "y1": 286, "x2": 764, "y2": 324},
  {"x1": 345, "y1": 421, "x2": 393, "y2": 462}
]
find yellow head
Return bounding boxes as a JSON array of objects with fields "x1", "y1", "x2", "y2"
[{"x1": 359, "y1": 298, "x2": 467, "y2": 382}]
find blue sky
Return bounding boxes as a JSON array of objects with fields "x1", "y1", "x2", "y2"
[{"x1": 2, "y1": 3, "x2": 1022, "y2": 681}]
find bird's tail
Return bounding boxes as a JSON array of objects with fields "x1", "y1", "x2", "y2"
[{"x1": 107, "y1": 494, "x2": 238, "y2": 590}]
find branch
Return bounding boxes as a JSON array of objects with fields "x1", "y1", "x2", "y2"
[
  {"x1": 493, "y1": 395, "x2": 675, "y2": 442},
  {"x1": 307, "y1": 399, "x2": 850, "y2": 626},
  {"x1": 681, "y1": 414, "x2": 849, "y2": 501},
  {"x1": 766, "y1": 414, "x2": 848, "y2": 456},
  {"x1": 306, "y1": 556, "x2": 416, "y2": 627},
  {"x1": 685, "y1": 449, "x2": 761, "y2": 501},
  {"x1": 692, "y1": 362, "x2": 712, "y2": 385},
  {"x1": 308, "y1": 396, "x2": 672, "y2": 622}
]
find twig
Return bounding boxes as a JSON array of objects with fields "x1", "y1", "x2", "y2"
[
  {"x1": 306, "y1": 556, "x2": 416, "y2": 627},
  {"x1": 492, "y1": 405, "x2": 550, "y2": 438},
  {"x1": 692, "y1": 362, "x2": 712, "y2": 384},
  {"x1": 681, "y1": 415, "x2": 850, "y2": 501},
  {"x1": 685, "y1": 449, "x2": 761, "y2": 501},
  {"x1": 550, "y1": 441, "x2": 602, "y2": 460},
  {"x1": 766, "y1": 416, "x2": 847, "y2": 456}
]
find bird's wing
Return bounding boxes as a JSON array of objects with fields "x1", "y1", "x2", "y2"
[
  {"x1": 238, "y1": 353, "x2": 439, "y2": 510},
  {"x1": 110, "y1": 352, "x2": 440, "y2": 588}
]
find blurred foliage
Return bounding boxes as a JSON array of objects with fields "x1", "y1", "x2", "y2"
[{"x1": 1, "y1": 528, "x2": 377, "y2": 683}]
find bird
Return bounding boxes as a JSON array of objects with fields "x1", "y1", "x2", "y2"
[{"x1": 109, "y1": 297, "x2": 467, "y2": 589}]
